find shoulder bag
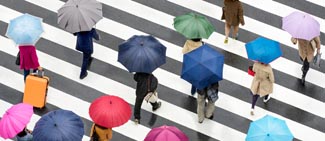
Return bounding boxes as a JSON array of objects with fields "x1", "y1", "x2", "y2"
[{"x1": 144, "y1": 75, "x2": 158, "y2": 103}]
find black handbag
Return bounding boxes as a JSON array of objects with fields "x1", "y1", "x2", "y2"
[{"x1": 15, "y1": 51, "x2": 20, "y2": 65}]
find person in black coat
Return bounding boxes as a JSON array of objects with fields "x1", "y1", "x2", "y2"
[
  {"x1": 133, "y1": 72, "x2": 161, "y2": 124},
  {"x1": 74, "y1": 28, "x2": 100, "y2": 79}
]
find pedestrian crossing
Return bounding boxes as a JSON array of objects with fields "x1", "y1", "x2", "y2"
[{"x1": 0, "y1": 0, "x2": 324, "y2": 141}]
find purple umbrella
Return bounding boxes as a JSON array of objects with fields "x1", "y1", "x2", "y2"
[
  {"x1": 282, "y1": 11, "x2": 320, "y2": 40},
  {"x1": 144, "y1": 125, "x2": 188, "y2": 141}
]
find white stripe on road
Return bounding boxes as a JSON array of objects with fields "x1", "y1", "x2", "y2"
[
  {"x1": 306, "y1": 0, "x2": 325, "y2": 7},
  {"x1": 0, "y1": 99, "x2": 90, "y2": 141},
  {"x1": 0, "y1": 36, "x2": 246, "y2": 140}
]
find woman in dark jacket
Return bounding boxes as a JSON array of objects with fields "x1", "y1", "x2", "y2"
[{"x1": 133, "y1": 73, "x2": 161, "y2": 124}]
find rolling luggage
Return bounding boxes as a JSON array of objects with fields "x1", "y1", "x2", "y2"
[{"x1": 23, "y1": 70, "x2": 49, "y2": 108}]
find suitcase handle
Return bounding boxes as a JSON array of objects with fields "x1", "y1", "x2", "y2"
[{"x1": 32, "y1": 69, "x2": 45, "y2": 78}]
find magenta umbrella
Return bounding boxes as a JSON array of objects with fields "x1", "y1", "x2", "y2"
[
  {"x1": 282, "y1": 11, "x2": 320, "y2": 40},
  {"x1": 0, "y1": 103, "x2": 33, "y2": 139},
  {"x1": 144, "y1": 125, "x2": 189, "y2": 141}
]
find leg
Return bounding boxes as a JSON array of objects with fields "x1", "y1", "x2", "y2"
[
  {"x1": 150, "y1": 101, "x2": 161, "y2": 111},
  {"x1": 232, "y1": 25, "x2": 239, "y2": 40},
  {"x1": 87, "y1": 54, "x2": 93, "y2": 70},
  {"x1": 224, "y1": 23, "x2": 231, "y2": 44},
  {"x1": 23, "y1": 69, "x2": 30, "y2": 82},
  {"x1": 263, "y1": 94, "x2": 271, "y2": 103},
  {"x1": 205, "y1": 100, "x2": 216, "y2": 119},
  {"x1": 80, "y1": 52, "x2": 91, "y2": 79},
  {"x1": 134, "y1": 94, "x2": 145, "y2": 122},
  {"x1": 191, "y1": 85, "x2": 196, "y2": 95},
  {"x1": 301, "y1": 58, "x2": 309, "y2": 84},
  {"x1": 197, "y1": 94, "x2": 205, "y2": 123},
  {"x1": 251, "y1": 94, "x2": 259, "y2": 109}
]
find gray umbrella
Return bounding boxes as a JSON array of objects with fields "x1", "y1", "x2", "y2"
[{"x1": 58, "y1": 0, "x2": 103, "y2": 33}]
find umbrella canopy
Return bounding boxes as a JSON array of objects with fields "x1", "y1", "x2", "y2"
[
  {"x1": 89, "y1": 95, "x2": 131, "y2": 128},
  {"x1": 144, "y1": 125, "x2": 189, "y2": 141},
  {"x1": 118, "y1": 35, "x2": 167, "y2": 73},
  {"x1": 181, "y1": 44, "x2": 224, "y2": 90},
  {"x1": 173, "y1": 12, "x2": 215, "y2": 39},
  {"x1": 58, "y1": 0, "x2": 103, "y2": 33},
  {"x1": 245, "y1": 37, "x2": 282, "y2": 64},
  {"x1": 282, "y1": 11, "x2": 320, "y2": 40},
  {"x1": 246, "y1": 115, "x2": 294, "y2": 141},
  {"x1": 5, "y1": 13, "x2": 44, "y2": 45},
  {"x1": 0, "y1": 103, "x2": 33, "y2": 139},
  {"x1": 32, "y1": 109, "x2": 84, "y2": 141}
]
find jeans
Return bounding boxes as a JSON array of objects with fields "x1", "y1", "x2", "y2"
[
  {"x1": 80, "y1": 52, "x2": 92, "y2": 76},
  {"x1": 23, "y1": 69, "x2": 36, "y2": 82}
]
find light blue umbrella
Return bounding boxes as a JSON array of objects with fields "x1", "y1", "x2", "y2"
[
  {"x1": 246, "y1": 115, "x2": 294, "y2": 141},
  {"x1": 6, "y1": 13, "x2": 44, "y2": 45}
]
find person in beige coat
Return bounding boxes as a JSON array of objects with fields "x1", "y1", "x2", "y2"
[
  {"x1": 90, "y1": 123, "x2": 113, "y2": 141},
  {"x1": 291, "y1": 36, "x2": 321, "y2": 84},
  {"x1": 182, "y1": 38, "x2": 203, "y2": 95},
  {"x1": 222, "y1": 0, "x2": 245, "y2": 44},
  {"x1": 250, "y1": 62, "x2": 274, "y2": 115}
]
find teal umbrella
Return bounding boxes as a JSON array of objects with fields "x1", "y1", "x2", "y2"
[
  {"x1": 173, "y1": 12, "x2": 215, "y2": 39},
  {"x1": 246, "y1": 115, "x2": 294, "y2": 141}
]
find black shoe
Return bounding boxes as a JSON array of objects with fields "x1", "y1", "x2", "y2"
[
  {"x1": 207, "y1": 115, "x2": 214, "y2": 120},
  {"x1": 79, "y1": 72, "x2": 88, "y2": 79},
  {"x1": 152, "y1": 102, "x2": 161, "y2": 111},
  {"x1": 87, "y1": 57, "x2": 93, "y2": 70}
]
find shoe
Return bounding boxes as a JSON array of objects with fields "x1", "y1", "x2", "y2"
[
  {"x1": 87, "y1": 57, "x2": 93, "y2": 70},
  {"x1": 263, "y1": 96, "x2": 271, "y2": 103},
  {"x1": 250, "y1": 108, "x2": 254, "y2": 116},
  {"x1": 198, "y1": 117, "x2": 204, "y2": 123},
  {"x1": 233, "y1": 33, "x2": 239, "y2": 40},
  {"x1": 224, "y1": 38, "x2": 228, "y2": 44},
  {"x1": 152, "y1": 102, "x2": 161, "y2": 111},
  {"x1": 134, "y1": 119, "x2": 140, "y2": 125},
  {"x1": 79, "y1": 72, "x2": 88, "y2": 79},
  {"x1": 207, "y1": 115, "x2": 214, "y2": 120}
]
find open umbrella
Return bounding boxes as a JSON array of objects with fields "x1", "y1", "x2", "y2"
[
  {"x1": 245, "y1": 37, "x2": 282, "y2": 64},
  {"x1": 173, "y1": 12, "x2": 215, "y2": 39},
  {"x1": 58, "y1": 0, "x2": 103, "y2": 33},
  {"x1": 246, "y1": 115, "x2": 294, "y2": 141},
  {"x1": 89, "y1": 95, "x2": 131, "y2": 128},
  {"x1": 118, "y1": 35, "x2": 167, "y2": 73},
  {"x1": 5, "y1": 13, "x2": 44, "y2": 45},
  {"x1": 0, "y1": 103, "x2": 33, "y2": 139},
  {"x1": 32, "y1": 109, "x2": 84, "y2": 141},
  {"x1": 181, "y1": 44, "x2": 224, "y2": 90},
  {"x1": 144, "y1": 125, "x2": 189, "y2": 141},
  {"x1": 282, "y1": 11, "x2": 320, "y2": 40}
]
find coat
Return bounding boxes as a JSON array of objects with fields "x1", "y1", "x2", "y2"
[
  {"x1": 291, "y1": 36, "x2": 321, "y2": 62},
  {"x1": 19, "y1": 45, "x2": 40, "y2": 70},
  {"x1": 250, "y1": 62, "x2": 274, "y2": 97},
  {"x1": 74, "y1": 28, "x2": 99, "y2": 54},
  {"x1": 182, "y1": 40, "x2": 203, "y2": 54},
  {"x1": 224, "y1": 0, "x2": 244, "y2": 26},
  {"x1": 134, "y1": 73, "x2": 158, "y2": 97},
  {"x1": 90, "y1": 124, "x2": 112, "y2": 141}
]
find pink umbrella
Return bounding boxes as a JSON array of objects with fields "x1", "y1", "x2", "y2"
[
  {"x1": 282, "y1": 11, "x2": 320, "y2": 40},
  {"x1": 144, "y1": 125, "x2": 189, "y2": 141},
  {"x1": 0, "y1": 103, "x2": 33, "y2": 139}
]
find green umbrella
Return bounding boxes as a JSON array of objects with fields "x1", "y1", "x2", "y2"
[{"x1": 173, "y1": 12, "x2": 215, "y2": 39}]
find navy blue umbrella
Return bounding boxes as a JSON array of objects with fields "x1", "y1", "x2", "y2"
[
  {"x1": 32, "y1": 110, "x2": 84, "y2": 141},
  {"x1": 181, "y1": 44, "x2": 224, "y2": 90},
  {"x1": 118, "y1": 35, "x2": 167, "y2": 73},
  {"x1": 245, "y1": 37, "x2": 282, "y2": 64}
]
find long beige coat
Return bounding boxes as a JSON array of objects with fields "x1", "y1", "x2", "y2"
[
  {"x1": 182, "y1": 40, "x2": 203, "y2": 54},
  {"x1": 90, "y1": 124, "x2": 112, "y2": 141},
  {"x1": 250, "y1": 62, "x2": 274, "y2": 97},
  {"x1": 224, "y1": 0, "x2": 244, "y2": 26},
  {"x1": 291, "y1": 36, "x2": 321, "y2": 62}
]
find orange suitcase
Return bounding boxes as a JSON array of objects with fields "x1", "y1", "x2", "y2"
[{"x1": 23, "y1": 71, "x2": 49, "y2": 108}]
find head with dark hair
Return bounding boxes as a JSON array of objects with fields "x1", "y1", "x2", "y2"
[
  {"x1": 17, "y1": 127, "x2": 27, "y2": 137},
  {"x1": 191, "y1": 38, "x2": 202, "y2": 42}
]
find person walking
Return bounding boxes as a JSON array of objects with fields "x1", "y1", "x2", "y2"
[
  {"x1": 291, "y1": 36, "x2": 321, "y2": 85},
  {"x1": 19, "y1": 45, "x2": 42, "y2": 82},
  {"x1": 74, "y1": 28, "x2": 100, "y2": 79},
  {"x1": 222, "y1": 0, "x2": 245, "y2": 44},
  {"x1": 133, "y1": 72, "x2": 161, "y2": 124},
  {"x1": 197, "y1": 82, "x2": 219, "y2": 123},
  {"x1": 182, "y1": 38, "x2": 203, "y2": 95},
  {"x1": 89, "y1": 123, "x2": 112, "y2": 141},
  {"x1": 250, "y1": 62, "x2": 274, "y2": 115},
  {"x1": 15, "y1": 127, "x2": 33, "y2": 141}
]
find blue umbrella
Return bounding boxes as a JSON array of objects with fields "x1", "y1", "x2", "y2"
[
  {"x1": 32, "y1": 110, "x2": 84, "y2": 141},
  {"x1": 245, "y1": 37, "x2": 282, "y2": 64},
  {"x1": 6, "y1": 13, "x2": 44, "y2": 45},
  {"x1": 181, "y1": 44, "x2": 224, "y2": 90},
  {"x1": 246, "y1": 115, "x2": 294, "y2": 141},
  {"x1": 118, "y1": 35, "x2": 167, "y2": 73}
]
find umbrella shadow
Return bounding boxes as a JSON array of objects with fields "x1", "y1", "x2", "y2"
[{"x1": 148, "y1": 113, "x2": 158, "y2": 127}]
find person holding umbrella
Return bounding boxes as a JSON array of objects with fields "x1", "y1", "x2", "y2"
[
  {"x1": 89, "y1": 124, "x2": 112, "y2": 141},
  {"x1": 197, "y1": 82, "x2": 219, "y2": 123},
  {"x1": 222, "y1": 0, "x2": 245, "y2": 44}
]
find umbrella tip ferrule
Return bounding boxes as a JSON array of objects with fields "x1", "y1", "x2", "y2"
[
  {"x1": 54, "y1": 123, "x2": 57, "y2": 127},
  {"x1": 76, "y1": 5, "x2": 78, "y2": 8},
  {"x1": 140, "y1": 42, "x2": 144, "y2": 46},
  {"x1": 110, "y1": 101, "x2": 112, "y2": 104}
]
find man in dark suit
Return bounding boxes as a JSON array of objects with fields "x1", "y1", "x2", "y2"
[{"x1": 74, "y1": 28, "x2": 100, "y2": 79}]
